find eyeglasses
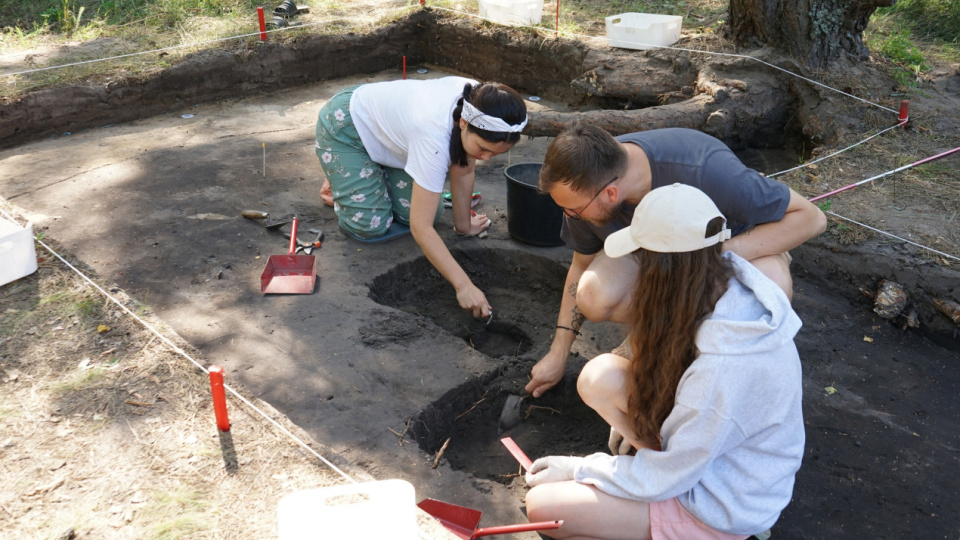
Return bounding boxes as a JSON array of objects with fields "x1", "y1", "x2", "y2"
[{"x1": 560, "y1": 176, "x2": 618, "y2": 220}]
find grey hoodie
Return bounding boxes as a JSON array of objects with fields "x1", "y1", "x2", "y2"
[{"x1": 574, "y1": 253, "x2": 804, "y2": 535}]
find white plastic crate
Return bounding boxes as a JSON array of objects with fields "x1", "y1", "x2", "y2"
[
  {"x1": 605, "y1": 13, "x2": 683, "y2": 50},
  {"x1": 0, "y1": 219, "x2": 38, "y2": 287},
  {"x1": 277, "y1": 480, "x2": 417, "y2": 540},
  {"x1": 479, "y1": 0, "x2": 543, "y2": 26}
]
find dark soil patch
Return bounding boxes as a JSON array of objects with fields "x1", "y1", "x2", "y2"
[
  {"x1": 410, "y1": 360, "x2": 608, "y2": 486},
  {"x1": 369, "y1": 247, "x2": 566, "y2": 359}
]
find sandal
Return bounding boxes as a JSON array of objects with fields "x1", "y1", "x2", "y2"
[
  {"x1": 273, "y1": 0, "x2": 309, "y2": 17},
  {"x1": 265, "y1": 15, "x2": 288, "y2": 29},
  {"x1": 266, "y1": 15, "x2": 303, "y2": 30}
]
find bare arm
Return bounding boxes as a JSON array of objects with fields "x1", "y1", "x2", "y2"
[
  {"x1": 525, "y1": 250, "x2": 596, "y2": 398},
  {"x1": 409, "y1": 182, "x2": 491, "y2": 318},
  {"x1": 449, "y1": 162, "x2": 492, "y2": 235},
  {"x1": 723, "y1": 188, "x2": 826, "y2": 260}
]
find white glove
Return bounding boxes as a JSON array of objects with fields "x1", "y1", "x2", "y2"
[
  {"x1": 608, "y1": 426, "x2": 633, "y2": 456},
  {"x1": 525, "y1": 456, "x2": 584, "y2": 487}
]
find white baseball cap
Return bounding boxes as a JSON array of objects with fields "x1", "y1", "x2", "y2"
[{"x1": 604, "y1": 183, "x2": 731, "y2": 258}]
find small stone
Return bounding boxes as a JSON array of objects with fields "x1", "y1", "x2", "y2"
[{"x1": 873, "y1": 279, "x2": 907, "y2": 319}]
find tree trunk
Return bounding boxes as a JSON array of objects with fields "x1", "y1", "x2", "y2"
[{"x1": 728, "y1": 0, "x2": 895, "y2": 68}]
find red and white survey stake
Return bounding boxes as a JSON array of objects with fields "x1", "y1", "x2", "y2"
[
  {"x1": 810, "y1": 145, "x2": 960, "y2": 203},
  {"x1": 500, "y1": 437, "x2": 533, "y2": 471}
]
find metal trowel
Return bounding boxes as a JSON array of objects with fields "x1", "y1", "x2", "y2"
[
  {"x1": 498, "y1": 394, "x2": 526, "y2": 434},
  {"x1": 241, "y1": 210, "x2": 291, "y2": 229}
]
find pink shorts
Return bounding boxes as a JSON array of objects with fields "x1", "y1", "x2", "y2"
[{"x1": 649, "y1": 497, "x2": 749, "y2": 540}]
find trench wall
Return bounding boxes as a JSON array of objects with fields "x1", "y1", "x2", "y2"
[{"x1": 0, "y1": 13, "x2": 429, "y2": 149}]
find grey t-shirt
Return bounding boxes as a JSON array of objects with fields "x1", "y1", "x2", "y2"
[{"x1": 561, "y1": 128, "x2": 791, "y2": 255}]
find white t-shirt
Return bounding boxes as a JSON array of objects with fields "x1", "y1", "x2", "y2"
[{"x1": 349, "y1": 76, "x2": 476, "y2": 193}]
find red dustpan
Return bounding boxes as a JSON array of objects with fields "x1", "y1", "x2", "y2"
[
  {"x1": 260, "y1": 216, "x2": 316, "y2": 294},
  {"x1": 418, "y1": 498, "x2": 562, "y2": 539}
]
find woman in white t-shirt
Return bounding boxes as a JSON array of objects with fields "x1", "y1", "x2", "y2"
[{"x1": 315, "y1": 77, "x2": 527, "y2": 318}]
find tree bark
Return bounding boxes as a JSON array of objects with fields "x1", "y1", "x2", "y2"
[{"x1": 728, "y1": 0, "x2": 896, "y2": 68}]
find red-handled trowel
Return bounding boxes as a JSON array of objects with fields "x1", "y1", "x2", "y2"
[{"x1": 417, "y1": 498, "x2": 561, "y2": 539}]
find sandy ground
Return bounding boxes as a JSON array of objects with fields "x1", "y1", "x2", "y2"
[{"x1": 2, "y1": 24, "x2": 960, "y2": 537}]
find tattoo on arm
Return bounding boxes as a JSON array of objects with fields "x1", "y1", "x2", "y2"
[
  {"x1": 570, "y1": 305, "x2": 585, "y2": 331},
  {"x1": 567, "y1": 282, "x2": 578, "y2": 299}
]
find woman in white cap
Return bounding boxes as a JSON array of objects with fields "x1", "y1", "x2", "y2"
[
  {"x1": 524, "y1": 184, "x2": 804, "y2": 539},
  {"x1": 315, "y1": 77, "x2": 527, "y2": 318}
]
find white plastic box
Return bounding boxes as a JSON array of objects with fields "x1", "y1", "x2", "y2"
[
  {"x1": 277, "y1": 479, "x2": 418, "y2": 540},
  {"x1": 0, "y1": 219, "x2": 38, "y2": 287},
  {"x1": 605, "y1": 13, "x2": 683, "y2": 50},
  {"x1": 479, "y1": 0, "x2": 543, "y2": 26}
]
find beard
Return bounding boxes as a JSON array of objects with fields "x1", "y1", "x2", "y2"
[{"x1": 585, "y1": 200, "x2": 619, "y2": 226}]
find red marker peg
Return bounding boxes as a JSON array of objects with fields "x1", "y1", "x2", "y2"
[
  {"x1": 209, "y1": 365, "x2": 230, "y2": 431},
  {"x1": 898, "y1": 100, "x2": 909, "y2": 128},
  {"x1": 257, "y1": 7, "x2": 267, "y2": 41}
]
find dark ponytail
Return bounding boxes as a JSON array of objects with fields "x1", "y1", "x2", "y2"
[{"x1": 449, "y1": 82, "x2": 527, "y2": 167}]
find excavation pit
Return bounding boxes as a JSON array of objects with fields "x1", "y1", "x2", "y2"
[
  {"x1": 369, "y1": 247, "x2": 567, "y2": 359},
  {"x1": 410, "y1": 362, "x2": 610, "y2": 485}
]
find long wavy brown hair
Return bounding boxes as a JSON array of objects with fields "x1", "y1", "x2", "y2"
[{"x1": 626, "y1": 217, "x2": 733, "y2": 448}]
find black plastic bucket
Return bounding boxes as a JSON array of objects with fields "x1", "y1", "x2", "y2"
[{"x1": 504, "y1": 163, "x2": 564, "y2": 247}]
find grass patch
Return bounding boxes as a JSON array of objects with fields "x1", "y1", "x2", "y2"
[
  {"x1": 868, "y1": 0, "x2": 960, "y2": 88},
  {"x1": 865, "y1": 24, "x2": 930, "y2": 89},
  {"x1": 875, "y1": 0, "x2": 960, "y2": 44},
  {"x1": 50, "y1": 366, "x2": 109, "y2": 394},
  {"x1": 143, "y1": 486, "x2": 212, "y2": 540}
]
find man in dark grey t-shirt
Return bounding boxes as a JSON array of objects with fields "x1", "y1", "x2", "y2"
[{"x1": 525, "y1": 123, "x2": 826, "y2": 399}]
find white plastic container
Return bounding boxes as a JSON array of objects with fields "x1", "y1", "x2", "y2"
[
  {"x1": 479, "y1": 0, "x2": 542, "y2": 26},
  {"x1": 277, "y1": 479, "x2": 418, "y2": 540},
  {"x1": 0, "y1": 219, "x2": 38, "y2": 287},
  {"x1": 605, "y1": 13, "x2": 683, "y2": 50}
]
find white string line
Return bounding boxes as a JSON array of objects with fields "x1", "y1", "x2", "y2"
[
  {"x1": 826, "y1": 210, "x2": 960, "y2": 262},
  {"x1": 769, "y1": 120, "x2": 905, "y2": 178},
  {"x1": 0, "y1": 205, "x2": 356, "y2": 484},
  {"x1": 0, "y1": 5, "x2": 417, "y2": 78}
]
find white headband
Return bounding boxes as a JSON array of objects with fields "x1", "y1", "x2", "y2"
[{"x1": 461, "y1": 100, "x2": 527, "y2": 133}]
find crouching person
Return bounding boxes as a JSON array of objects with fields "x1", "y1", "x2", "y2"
[{"x1": 524, "y1": 184, "x2": 804, "y2": 540}]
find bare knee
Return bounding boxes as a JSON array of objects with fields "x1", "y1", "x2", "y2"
[
  {"x1": 525, "y1": 484, "x2": 554, "y2": 524},
  {"x1": 578, "y1": 354, "x2": 626, "y2": 410},
  {"x1": 576, "y1": 274, "x2": 617, "y2": 322}
]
